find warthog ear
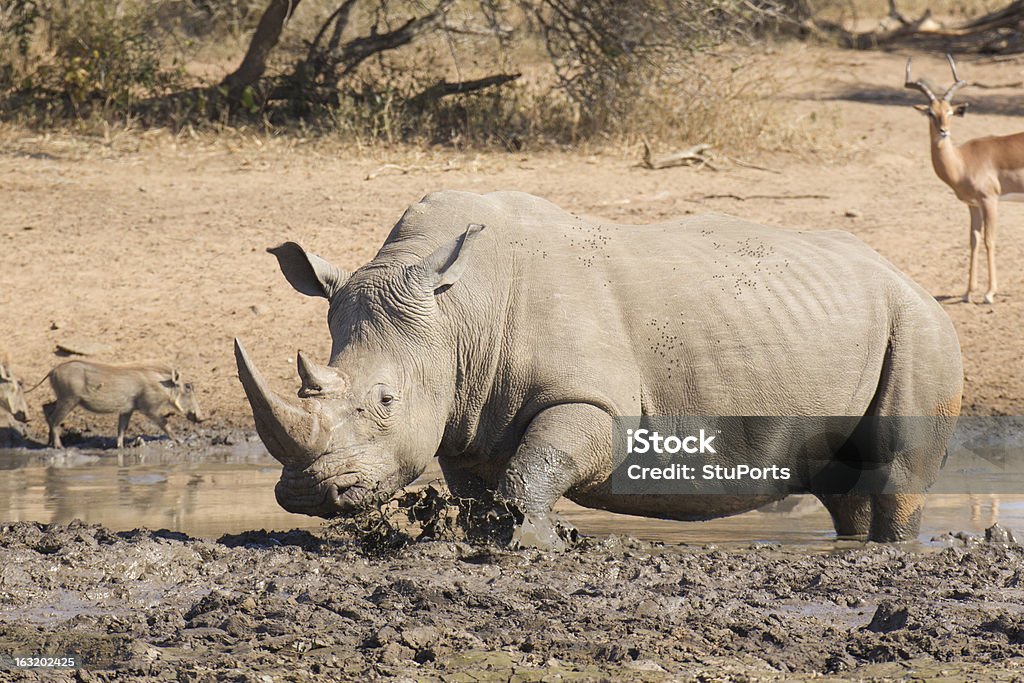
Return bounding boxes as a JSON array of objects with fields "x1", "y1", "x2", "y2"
[
  {"x1": 416, "y1": 223, "x2": 486, "y2": 293},
  {"x1": 267, "y1": 242, "x2": 351, "y2": 299},
  {"x1": 0, "y1": 364, "x2": 9, "y2": 381}
]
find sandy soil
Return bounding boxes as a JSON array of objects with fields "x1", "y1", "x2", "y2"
[{"x1": 3, "y1": 46, "x2": 1024, "y2": 442}]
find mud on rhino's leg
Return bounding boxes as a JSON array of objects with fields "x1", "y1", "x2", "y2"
[
  {"x1": 854, "y1": 417, "x2": 943, "y2": 542},
  {"x1": 498, "y1": 403, "x2": 610, "y2": 550}
]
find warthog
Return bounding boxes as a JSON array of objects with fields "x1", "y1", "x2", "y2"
[
  {"x1": 0, "y1": 360, "x2": 29, "y2": 424},
  {"x1": 0, "y1": 359, "x2": 29, "y2": 441},
  {"x1": 237, "y1": 190, "x2": 962, "y2": 545},
  {"x1": 32, "y1": 361, "x2": 203, "y2": 448}
]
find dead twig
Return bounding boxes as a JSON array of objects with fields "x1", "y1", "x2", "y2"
[
  {"x1": 641, "y1": 140, "x2": 716, "y2": 170},
  {"x1": 694, "y1": 193, "x2": 831, "y2": 201},
  {"x1": 722, "y1": 155, "x2": 782, "y2": 174},
  {"x1": 365, "y1": 160, "x2": 460, "y2": 180},
  {"x1": 969, "y1": 80, "x2": 1024, "y2": 89}
]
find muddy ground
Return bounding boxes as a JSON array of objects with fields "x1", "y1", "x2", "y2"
[{"x1": 0, "y1": 521, "x2": 1023, "y2": 681}]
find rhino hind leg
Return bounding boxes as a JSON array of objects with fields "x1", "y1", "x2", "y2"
[
  {"x1": 45, "y1": 398, "x2": 78, "y2": 449},
  {"x1": 817, "y1": 493, "x2": 872, "y2": 537},
  {"x1": 869, "y1": 493, "x2": 924, "y2": 542}
]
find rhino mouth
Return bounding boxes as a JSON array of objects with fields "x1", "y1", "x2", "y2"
[{"x1": 274, "y1": 469, "x2": 380, "y2": 517}]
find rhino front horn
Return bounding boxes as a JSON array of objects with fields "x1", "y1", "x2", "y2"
[{"x1": 234, "y1": 338, "x2": 324, "y2": 469}]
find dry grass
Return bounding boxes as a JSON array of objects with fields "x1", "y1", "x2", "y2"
[{"x1": 0, "y1": 0, "x2": 841, "y2": 157}]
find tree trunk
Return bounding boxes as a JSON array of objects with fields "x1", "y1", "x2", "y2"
[{"x1": 222, "y1": 0, "x2": 303, "y2": 94}]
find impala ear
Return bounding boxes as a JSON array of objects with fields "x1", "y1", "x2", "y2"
[
  {"x1": 913, "y1": 104, "x2": 930, "y2": 115},
  {"x1": 954, "y1": 103, "x2": 969, "y2": 117}
]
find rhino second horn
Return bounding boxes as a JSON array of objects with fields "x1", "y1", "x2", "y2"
[
  {"x1": 296, "y1": 350, "x2": 341, "y2": 396},
  {"x1": 234, "y1": 338, "x2": 323, "y2": 469}
]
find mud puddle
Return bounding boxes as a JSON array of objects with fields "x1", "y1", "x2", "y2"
[
  {"x1": 3, "y1": 436, "x2": 1024, "y2": 680},
  {"x1": 1, "y1": 437, "x2": 1022, "y2": 545}
]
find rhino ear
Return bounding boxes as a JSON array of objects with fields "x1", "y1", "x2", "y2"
[
  {"x1": 267, "y1": 242, "x2": 351, "y2": 299},
  {"x1": 416, "y1": 223, "x2": 485, "y2": 293}
]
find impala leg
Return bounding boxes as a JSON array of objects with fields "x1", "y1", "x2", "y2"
[
  {"x1": 965, "y1": 204, "x2": 983, "y2": 303},
  {"x1": 981, "y1": 197, "x2": 999, "y2": 304}
]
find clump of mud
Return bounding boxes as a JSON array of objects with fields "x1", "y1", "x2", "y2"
[
  {"x1": 322, "y1": 485, "x2": 525, "y2": 554},
  {"x1": 2, "y1": 519, "x2": 1024, "y2": 681}
]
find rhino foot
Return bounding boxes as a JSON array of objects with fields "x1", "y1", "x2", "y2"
[{"x1": 509, "y1": 512, "x2": 578, "y2": 552}]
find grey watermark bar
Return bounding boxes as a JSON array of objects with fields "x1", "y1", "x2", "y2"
[{"x1": 610, "y1": 416, "x2": 1024, "y2": 496}]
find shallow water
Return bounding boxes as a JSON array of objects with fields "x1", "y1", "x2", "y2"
[{"x1": 0, "y1": 440, "x2": 1020, "y2": 545}]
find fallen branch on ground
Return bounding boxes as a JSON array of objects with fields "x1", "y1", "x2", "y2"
[
  {"x1": 641, "y1": 141, "x2": 716, "y2": 170},
  {"x1": 969, "y1": 80, "x2": 1024, "y2": 89},
  {"x1": 365, "y1": 160, "x2": 460, "y2": 180},
  {"x1": 694, "y1": 193, "x2": 831, "y2": 201},
  {"x1": 808, "y1": 0, "x2": 1024, "y2": 53}
]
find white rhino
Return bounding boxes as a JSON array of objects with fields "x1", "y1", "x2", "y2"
[{"x1": 236, "y1": 191, "x2": 963, "y2": 543}]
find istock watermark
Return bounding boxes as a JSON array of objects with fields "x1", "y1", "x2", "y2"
[{"x1": 611, "y1": 416, "x2": 1024, "y2": 496}]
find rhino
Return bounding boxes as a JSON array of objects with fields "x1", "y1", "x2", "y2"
[
  {"x1": 236, "y1": 190, "x2": 963, "y2": 544},
  {"x1": 32, "y1": 361, "x2": 204, "y2": 448}
]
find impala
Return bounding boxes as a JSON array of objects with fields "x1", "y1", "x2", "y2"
[{"x1": 906, "y1": 54, "x2": 1024, "y2": 303}]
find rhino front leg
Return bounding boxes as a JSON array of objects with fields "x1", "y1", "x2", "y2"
[{"x1": 498, "y1": 403, "x2": 609, "y2": 550}]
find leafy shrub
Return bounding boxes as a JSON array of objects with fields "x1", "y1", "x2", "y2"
[{"x1": 0, "y1": 0, "x2": 184, "y2": 119}]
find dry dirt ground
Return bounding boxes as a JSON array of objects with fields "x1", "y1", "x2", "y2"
[
  {"x1": 3, "y1": 46, "x2": 1024, "y2": 436},
  {"x1": 4, "y1": 44, "x2": 1024, "y2": 681}
]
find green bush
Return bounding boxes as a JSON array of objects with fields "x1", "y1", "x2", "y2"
[{"x1": 0, "y1": 0, "x2": 184, "y2": 120}]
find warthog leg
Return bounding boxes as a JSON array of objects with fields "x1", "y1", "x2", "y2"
[
  {"x1": 116, "y1": 412, "x2": 133, "y2": 449},
  {"x1": 45, "y1": 398, "x2": 78, "y2": 449}
]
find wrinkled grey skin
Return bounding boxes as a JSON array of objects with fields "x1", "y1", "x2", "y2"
[
  {"x1": 237, "y1": 190, "x2": 963, "y2": 544},
  {"x1": 39, "y1": 361, "x2": 203, "y2": 448}
]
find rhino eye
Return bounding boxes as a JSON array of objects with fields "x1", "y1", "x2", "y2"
[{"x1": 380, "y1": 394, "x2": 394, "y2": 407}]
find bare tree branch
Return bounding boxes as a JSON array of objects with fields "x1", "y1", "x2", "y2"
[
  {"x1": 333, "y1": 0, "x2": 455, "y2": 77},
  {"x1": 408, "y1": 72, "x2": 521, "y2": 108}
]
